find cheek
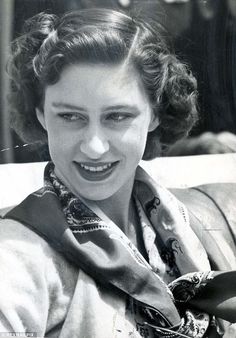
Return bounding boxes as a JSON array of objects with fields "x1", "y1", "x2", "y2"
[
  {"x1": 120, "y1": 124, "x2": 149, "y2": 158},
  {"x1": 47, "y1": 131, "x2": 76, "y2": 162}
]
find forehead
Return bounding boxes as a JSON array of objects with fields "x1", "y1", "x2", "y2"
[{"x1": 44, "y1": 62, "x2": 151, "y2": 110}]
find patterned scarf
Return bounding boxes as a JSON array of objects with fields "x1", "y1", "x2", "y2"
[{"x1": 5, "y1": 162, "x2": 235, "y2": 337}]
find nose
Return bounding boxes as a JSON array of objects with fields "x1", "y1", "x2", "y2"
[{"x1": 80, "y1": 132, "x2": 109, "y2": 159}]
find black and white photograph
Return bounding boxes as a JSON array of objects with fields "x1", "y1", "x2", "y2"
[{"x1": 0, "y1": 0, "x2": 236, "y2": 337}]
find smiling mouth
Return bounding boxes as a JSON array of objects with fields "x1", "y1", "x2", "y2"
[
  {"x1": 80, "y1": 163, "x2": 112, "y2": 172},
  {"x1": 75, "y1": 161, "x2": 119, "y2": 181}
]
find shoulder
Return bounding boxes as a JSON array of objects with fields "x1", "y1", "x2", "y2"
[
  {"x1": 0, "y1": 216, "x2": 56, "y2": 261},
  {"x1": 0, "y1": 217, "x2": 78, "y2": 334},
  {"x1": 0, "y1": 217, "x2": 49, "y2": 264},
  {"x1": 0, "y1": 216, "x2": 78, "y2": 290}
]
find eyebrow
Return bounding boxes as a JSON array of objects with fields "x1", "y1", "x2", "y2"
[
  {"x1": 51, "y1": 102, "x2": 140, "y2": 113},
  {"x1": 102, "y1": 105, "x2": 140, "y2": 112},
  {"x1": 52, "y1": 102, "x2": 87, "y2": 111}
]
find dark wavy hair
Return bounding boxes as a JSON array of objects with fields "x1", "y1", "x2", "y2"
[{"x1": 7, "y1": 8, "x2": 198, "y2": 160}]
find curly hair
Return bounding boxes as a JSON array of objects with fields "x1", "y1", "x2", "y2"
[{"x1": 7, "y1": 8, "x2": 198, "y2": 160}]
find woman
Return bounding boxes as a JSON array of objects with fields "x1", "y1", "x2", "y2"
[{"x1": 1, "y1": 8, "x2": 236, "y2": 338}]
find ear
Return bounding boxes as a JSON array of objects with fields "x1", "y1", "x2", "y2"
[
  {"x1": 148, "y1": 113, "x2": 159, "y2": 132},
  {"x1": 36, "y1": 107, "x2": 47, "y2": 131}
]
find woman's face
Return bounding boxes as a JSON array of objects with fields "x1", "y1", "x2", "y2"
[{"x1": 37, "y1": 62, "x2": 159, "y2": 201}]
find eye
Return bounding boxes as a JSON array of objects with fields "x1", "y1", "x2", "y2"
[
  {"x1": 58, "y1": 112, "x2": 87, "y2": 122},
  {"x1": 106, "y1": 112, "x2": 132, "y2": 123}
]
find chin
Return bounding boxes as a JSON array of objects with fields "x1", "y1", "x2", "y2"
[{"x1": 78, "y1": 189, "x2": 115, "y2": 202}]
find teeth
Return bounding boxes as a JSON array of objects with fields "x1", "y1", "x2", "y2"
[{"x1": 80, "y1": 163, "x2": 112, "y2": 172}]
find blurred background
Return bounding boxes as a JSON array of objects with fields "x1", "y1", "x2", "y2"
[{"x1": 1, "y1": 0, "x2": 236, "y2": 163}]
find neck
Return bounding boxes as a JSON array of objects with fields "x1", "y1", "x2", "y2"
[{"x1": 96, "y1": 175, "x2": 135, "y2": 233}]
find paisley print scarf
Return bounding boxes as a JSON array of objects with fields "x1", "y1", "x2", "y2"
[{"x1": 5, "y1": 162, "x2": 236, "y2": 337}]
